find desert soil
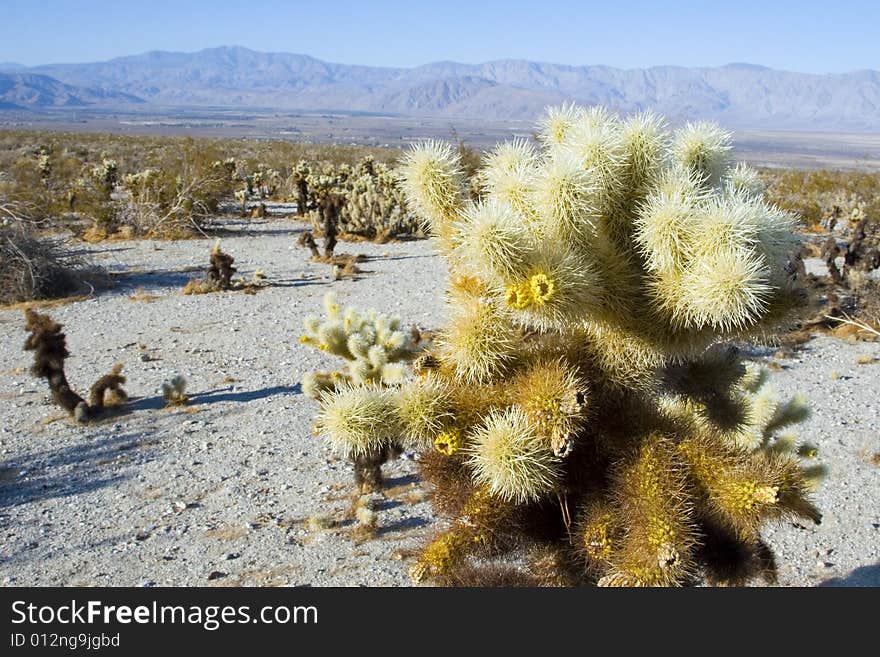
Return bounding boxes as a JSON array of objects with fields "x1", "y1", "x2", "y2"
[{"x1": 1, "y1": 214, "x2": 878, "y2": 587}]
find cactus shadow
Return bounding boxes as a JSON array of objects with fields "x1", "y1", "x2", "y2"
[
  {"x1": 374, "y1": 498, "x2": 403, "y2": 511},
  {"x1": 382, "y1": 473, "x2": 420, "y2": 490},
  {"x1": 377, "y1": 516, "x2": 430, "y2": 535},
  {"x1": 187, "y1": 384, "x2": 302, "y2": 405},
  {"x1": 378, "y1": 253, "x2": 434, "y2": 262},
  {"x1": 124, "y1": 395, "x2": 173, "y2": 412},
  {"x1": 113, "y1": 268, "x2": 202, "y2": 291},
  {"x1": 0, "y1": 431, "x2": 155, "y2": 510},
  {"x1": 67, "y1": 245, "x2": 135, "y2": 257},
  {"x1": 818, "y1": 563, "x2": 880, "y2": 587},
  {"x1": 258, "y1": 278, "x2": 328, "y2": 289}
]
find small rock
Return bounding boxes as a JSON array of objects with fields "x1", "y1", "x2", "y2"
[
  {"x1": 207, "y1": 571, "x2": 228, "y2": 581},
  {"x1": 225, "y1": 552, "x2": 240, "y2": 561}
]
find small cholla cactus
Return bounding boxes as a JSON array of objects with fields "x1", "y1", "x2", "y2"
[
  {"x1": 37, "y1": 150, "x2": 51, "y2": 181},
  {"x1": 92, "y1": 158, "x2": 118, "y2": 193},
  {"x1": 290, "y1": 160, "x2": 311, "y2": 216},
  {"x1": 161, "y1": 375, "x2": 188, "y2": 406},
  {"x1": 299, "y1": 291, "x2": 421, "y2": 397},
  {"x1": 23, "y1": 310, "x2": 128, "y2": 423},
  {"x1": 212, "y1": 157, "x2": 237, "y2": 179},
  {"x1": 182, "y1": 241, "x2": 239, "y2": 295},
  {"x1": 301, "y1": 291, "x2": 428, "y2": 492},
  {"x1": 313, "y1": 104, "x2": 824, "y2": 587},
  {"x1": 234, "y1": 188, "x2": 248, "y2": 216}
]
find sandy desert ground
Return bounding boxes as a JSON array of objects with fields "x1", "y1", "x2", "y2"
[{"x1": 1, "y1": 214, "x2": 878, "y2": 587}]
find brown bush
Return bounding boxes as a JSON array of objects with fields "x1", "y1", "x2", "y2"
[{"x1": 0, "y1": 209, "x2": 97, "y2": 305}]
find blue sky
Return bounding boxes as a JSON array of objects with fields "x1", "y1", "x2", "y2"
[{"x1": 2, "y1": 0, "x2": 878, "y2": 73}]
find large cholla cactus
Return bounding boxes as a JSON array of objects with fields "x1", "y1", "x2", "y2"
[{"x1": 315, "y1": 104, "x2": 823, "y2": 586}]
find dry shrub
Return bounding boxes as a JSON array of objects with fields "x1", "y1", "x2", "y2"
[{"x1": 0, "y1": 211, "x2": 101, "y2": 305}]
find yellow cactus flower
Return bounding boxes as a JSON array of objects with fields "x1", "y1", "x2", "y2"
[
  {"x1": 505, "y1": 281, "x2": 532, "y2": 309},
  {"x1": 434, "y1": 429, "x2": 463, "y2": 456},
  {"x1": 529, "y1": 273, "x2": 556, "y2": 305}
]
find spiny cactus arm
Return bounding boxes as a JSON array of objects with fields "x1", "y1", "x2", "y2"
[
  {"x1": 725, "y1": 163, "x2": 766, "y2": 199},
  {"x1": 453, "y1": 198, "x2": 534, "y2": 285},
  {"x1": 395, "y1": 375, "x2": 456, "y2": 451},
  {"x1": 23, "y1": 309, "x2": 87, "y2": 416},
  {"x1": 410, "y1": 487, "x2": 514, "y2": 583},
  {"x1": 508, "y1": 358, "x2": 589, "y2": 456},
  {"x1": 88, "y1": 363, "x2": 127, "y2": 411},
  {"x1": 465, "y1": 407, "x2": 561, "y2": 504},
  {"x1": 557, "y1": 107, "x2": 627, "y2": 217},
  {"x1": 635, "y1": 168, "x2": 705, "y2": 275},
  {"x1": 677, "y1": 435, "x2": 821, "y2": 541},
  {"x1": 619, "y1": 111, "x2": 669, "y2": 199},
  {"x1": 397, "y1": 141, "x2": 466, "y2": 251},
  {"x1": 436, "y1": 295, "x2": 519, "y2": 384},
  {"x1": 608, "y1": 435, "x2": 698, "y2": 587},
  {"x1": 315, "y1": 384, "x2": 401, "y2": 459},
  {"x1": 301, "y1": 371, "x2": 350, "y2": 399},
  {"x1": 671, "y1": 121, "x2": 732, "y2": 189},
  {"x1": 529, "y1": 150, "x2": 598, "y2": 245},
  {"x1": 537, "y1": 102, "x2": 584, "y2": 147},
  {"x1": 478, "y1": 138, "x2": 539, "y2": 218},
  {"x1": 575, "y1": 499, "x2": 621, "y2": 576},
  {"x1": 501, "y1": 246, "x2": 602, "y2": 331}
]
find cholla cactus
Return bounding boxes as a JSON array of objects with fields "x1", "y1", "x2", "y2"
[
  {"x1": 92, "y1": 158, "x2": 118, "y2": 193},
  {"x1": 299, "y1": 291, "x2": 420, "y2": 397},
  {"x1": 23, "y1": 310, "x2": 128, "y2": 423},
  {"x1": 301, "y1": 291, "x2": 426, "y2": 491},
  {"x1": 234, "y1": 188, "x2": 248, "y2": 216},
  {"x1": 212, "y1": 157, "x2": 237, "y2": 180},
  {"x1": 290, "y1": 160, "x2": 311, "y2": 216},
  {"x1": 37, "y1": 150, "x2": 51, "y2": 182},
  {"x1": 314, "y1": 104, "x2": 823, "y2": 587},
  {"x1": 300, "y1": 157, "x2": 422, "y2": 240},
  {"x1": 161, "y1": 375, "x2": 188, "y2": 406}
]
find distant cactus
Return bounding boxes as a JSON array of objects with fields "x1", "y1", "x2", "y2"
[
  {"x1": 92, "y1": 158, "x2": 118, "y2": 194},
  {"x1": 290, "y1": 161, "x2": 311, "y2": 216},
  {"x1": 234, "y1": 188, "x2": 248, "y2": 216},
  {"x1": 312, "y1": 105, "x2": 823, "y2": 586},
  {"x1": 37, "y1": 150, "x2": 51, "y2": 182},
  {"x1": 298, "y1": 156, "x2": 423, "y2": 241},
  {"x1": 182, "y1": 241, "x2": 264, "y2": 295}
]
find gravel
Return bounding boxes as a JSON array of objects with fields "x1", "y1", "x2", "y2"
[{"x1": 1, "y1": 215, "x2": 877, "y2": 587}]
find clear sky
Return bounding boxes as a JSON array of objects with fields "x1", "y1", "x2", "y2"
[{"x1": 1, "y1": 0, "x2": 878, "y2": 73}]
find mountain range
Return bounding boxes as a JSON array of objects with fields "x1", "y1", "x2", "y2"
[{"x1": 2, "y1": 46, "x2": 879, "y2": 131}]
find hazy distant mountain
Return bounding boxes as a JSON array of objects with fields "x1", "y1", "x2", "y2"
[
  {"x1": 0, "y1": 72, "x2": 143, "y2": 109},
  {"x1": 12, "y1": 46, "x2": 880, "y2": 130}
]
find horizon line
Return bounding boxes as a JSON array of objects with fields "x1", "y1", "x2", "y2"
[{"x1": 6, "y1": 44, "x2": 878, "y2": 77}]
